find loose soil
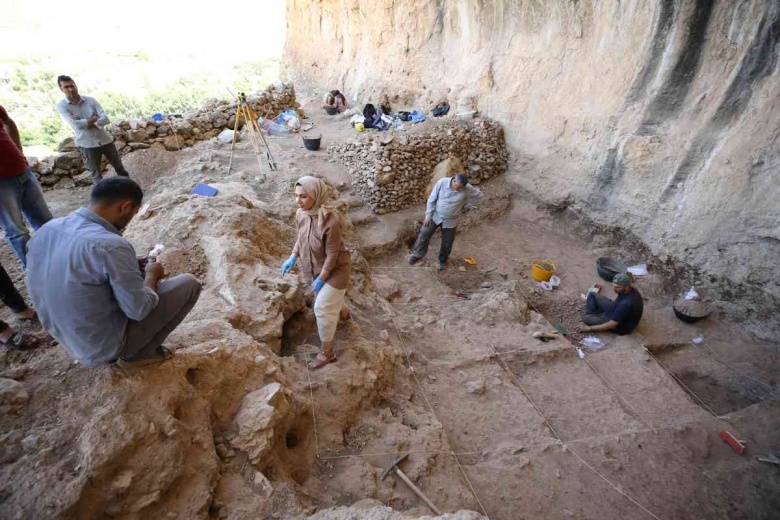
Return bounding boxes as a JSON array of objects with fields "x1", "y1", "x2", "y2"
[{"x1": 0, "y1": 96, "x2": 778, "y2": 520}]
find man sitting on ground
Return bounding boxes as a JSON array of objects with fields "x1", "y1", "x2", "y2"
[
  {"x1": 323, "y1": 90, "x2": 347, "y2": 113},
  {"x1": 581, "y1": 273, "x2": 643, "y2": 335},
  {"x1": 26, "y1": 178, "x2": 201, "y2": 367}
]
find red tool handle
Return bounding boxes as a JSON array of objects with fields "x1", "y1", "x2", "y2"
[{"x1": 720, "y1": 430, "x2": 746, "y2": 455}]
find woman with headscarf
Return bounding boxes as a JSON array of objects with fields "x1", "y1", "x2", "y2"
[{"x1": 281, "y1": 176, "x2": 351, "y2": 369}]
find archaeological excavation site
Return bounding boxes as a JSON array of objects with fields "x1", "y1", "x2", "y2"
[{"x1": 1, "y1": 1, "x2": 779, "y2": 519}]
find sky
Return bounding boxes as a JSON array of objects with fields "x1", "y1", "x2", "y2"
[{"x1": 0, "y1": 0, "x2": 286, "y2": 60}]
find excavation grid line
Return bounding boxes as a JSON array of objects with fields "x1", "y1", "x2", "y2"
[
  {"x1": 494, "y1": 345, "x2": 665, "y2": 520},
  {"x1": 306, "y1": 256, "x2": 751, "y2": 520},
  {"x1": 643, "y1": 346, "x2": 722, "y2": 419},
  {"x1": 362, "y1": 253, "x2": 493, "y2": 518},
  {"x1": 316, "y1": 410, "x2": 723, "y2": 463},
  {"x1": 698, "y1": 341, "x2": 779, "y2": 395},
  {"x1": 300, "y1": 337, "x2": 322, "y2": 458}
]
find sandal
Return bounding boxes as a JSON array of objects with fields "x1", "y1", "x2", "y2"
[
  {"x1": 1, "y1": 331, "x2": 40, "y2": 350},
  {"x1": 16, "y1": 311, "x2": 39, "y2": 323},
  {"x1": 117, "y1": 346, "x2": 175, "y2": 368},
  {"x1": 308, "y1": 351, "x2": 337, "y2": 369}
]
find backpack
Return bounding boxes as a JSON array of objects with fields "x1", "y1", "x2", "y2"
[{"x1": 432, "y1": 102, "x2": 450, "y2": 117}]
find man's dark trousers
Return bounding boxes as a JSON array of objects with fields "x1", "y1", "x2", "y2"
[
  {"x1": 80, "y1": 141, "x2": 129, "y2": 184},
  {"x1": 410, "y1": 221, "x2": 456, "y2": 265},
  {"x1": 583, "y1": 292, "x2": 615, "y2": 326}
]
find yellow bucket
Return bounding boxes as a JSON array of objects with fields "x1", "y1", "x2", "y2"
[{"x1": 531, "y1": 259, "x2": 556, "y2": 282}]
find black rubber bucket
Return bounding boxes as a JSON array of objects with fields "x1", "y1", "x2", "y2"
[
  {"x1": 324, "y1": 106, "x2": 339, "y2": 115},
  {"x1": 302, "y1": 134, "x2": 321, "y2": 151},
  {"x1": 673, "y1": 299, "x2": 710, "y2": 323},
  {"x1": 596, "y1": 257, "x2": 628, "y2": 282}
]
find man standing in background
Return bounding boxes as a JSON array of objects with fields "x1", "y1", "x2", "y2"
[
  {"x1": 0, "y1": 105, "x2": 53, "y2": 267},
  {"x1": 408, "y1": 173, "x2": 482, "y2": 270},
  {"x1": 56, "y1": 75, "x2": 131, "y2": 184}
]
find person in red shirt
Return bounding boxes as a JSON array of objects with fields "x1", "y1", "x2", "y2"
[{"x1": 0, "y1": 105, "x2": 53, "y2": 267}]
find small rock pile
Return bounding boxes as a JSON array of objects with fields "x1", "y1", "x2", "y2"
[
  {"x1": 328, "y1": 119, "x2": 508, "y2": 213},
  {"x1": 29, "y1": 83, "x2": 299, "y2": 190}
]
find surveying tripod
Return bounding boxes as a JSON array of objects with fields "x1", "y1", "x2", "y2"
[{"x1": 228, "y1": 92, "x2": 278, "y2": 179}]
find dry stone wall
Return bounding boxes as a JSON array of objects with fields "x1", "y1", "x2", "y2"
[
  {"x1": 329, "y1": 119, "x2": 508, "y2": 213},
  {"x1": 29, "y1": 83, "x2": 299, "y2": 189}
]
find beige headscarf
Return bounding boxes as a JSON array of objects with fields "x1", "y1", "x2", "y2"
[{"x1": 296, "y1": 176, "x2": 342, "y2": 232}]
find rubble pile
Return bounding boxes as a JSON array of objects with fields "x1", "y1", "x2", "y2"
[
  {"x1": 328, "y1": 119, "x2": 508, "y2": 213},
  {"x1": 29, "y1": 83, "x2": 299, "y2": 190}
]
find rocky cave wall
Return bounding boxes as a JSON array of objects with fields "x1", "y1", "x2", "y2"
[{"x1": 283, "y1": 0, "x2": 780, "y2": 330}]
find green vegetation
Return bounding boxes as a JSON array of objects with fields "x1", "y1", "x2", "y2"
[{"x1": 2, "y1": 57, "x2": 279, "y2": 149}]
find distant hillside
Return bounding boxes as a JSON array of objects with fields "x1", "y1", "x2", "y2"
[{"x1": 1, "y1": 57, "x2": 279, "y2": 152}]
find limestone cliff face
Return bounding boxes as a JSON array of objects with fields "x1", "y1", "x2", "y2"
[{"x1": 283, "y1": 0, "x2": 780, "y2": 324}]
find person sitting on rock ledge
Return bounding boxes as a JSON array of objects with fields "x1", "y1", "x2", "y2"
[
  {"x1": 26, "y1": 178, "x2": 201, "y2": 368},
  {"x1": 408, "y1": 173, "x2": 482, "y2": 270},
  {"x1": 323, "y1": 90, "x2": 347, "y2": 113},
  {"x1": 580, "y1": 273, "x2": 644, "y2": 335},
  {"x1": 281, "y1": 176, "x2": 351, "y2": 369}
]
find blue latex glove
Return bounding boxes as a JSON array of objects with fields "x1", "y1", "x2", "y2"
[
  {"x1": 312, "y1": 277, "x2": 325, "y2": 293},
  {"x1": 281, "y1": 255, "x2": 297, "y2": 276}
]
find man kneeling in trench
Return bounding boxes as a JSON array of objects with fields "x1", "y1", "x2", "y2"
[{"x1": 26, "y1": 178, "x2": 201, "y2": 368}]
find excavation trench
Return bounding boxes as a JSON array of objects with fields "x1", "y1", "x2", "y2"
[{"x1": 0, "y1": 95, "x2": 778, "y2": 520}]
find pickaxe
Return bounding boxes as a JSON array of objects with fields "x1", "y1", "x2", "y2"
[{"x1": 380, "y1": 453, "x2": 442, "y2": 515}]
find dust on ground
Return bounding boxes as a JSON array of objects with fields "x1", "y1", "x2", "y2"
[{"x1": 0, "y1": 94, "x2": 778, "y2": 520}]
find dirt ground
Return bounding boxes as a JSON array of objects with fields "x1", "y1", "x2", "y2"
[{"x1": 1, "y1": 95, "x2": 778, "y2": 520}]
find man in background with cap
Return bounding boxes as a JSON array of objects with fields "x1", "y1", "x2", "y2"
[{"x1": 581, "y1": 273, "x2": 644, "y2": 335}]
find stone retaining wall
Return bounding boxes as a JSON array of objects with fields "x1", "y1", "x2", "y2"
[
  {"x1": 328, "y1": 119, "x2": 508, "y2": 213},
  {"x1": 30, "y1": 83, "x2": 299, "y2": 189}
]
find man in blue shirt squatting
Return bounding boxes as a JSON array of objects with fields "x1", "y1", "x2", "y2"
[
  {"x1": 580, "y1": 273, "x2": 644, "y2": 335},
  {"x1": 407, "y1": 173, "x2": 482, "y2": 270},
  {"x1": 26, "y1": 177, "x2": 202, "y2": 368},
  {"x1": 56, "y1": 75, "x2": 132, "y2": 185}
]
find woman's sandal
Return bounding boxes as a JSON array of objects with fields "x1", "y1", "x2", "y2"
[
  {"x1": 1, "y1": 331, "x2": 40, "y2": 350},
  {"x1": 308, "y1": 351, "x2": 337, "y2": 369}
]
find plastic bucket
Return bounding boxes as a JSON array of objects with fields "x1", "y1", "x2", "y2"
[
  {"x1": 531, "y1": 259, "x2": 556, "y2": 282},
  {"x1": 302, "y1": 134, "x2": 321, "y2": 151}
]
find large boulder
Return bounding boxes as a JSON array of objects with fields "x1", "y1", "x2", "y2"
[
  {"x1": 126, "y1": 129, "x2": 147, "y2": 143},
  {"x1": 53, "y1": 151, "x2": 82, "y2": 171},
  {"x1": 57, "y1": 137, "x2": 77, "y2": 152},
  {"x1": 230, "y1": 382, "x2": 290, "y2": 464},
  {"x1": 0, "y1": 378, "x2": 29, "y2": 413}
]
